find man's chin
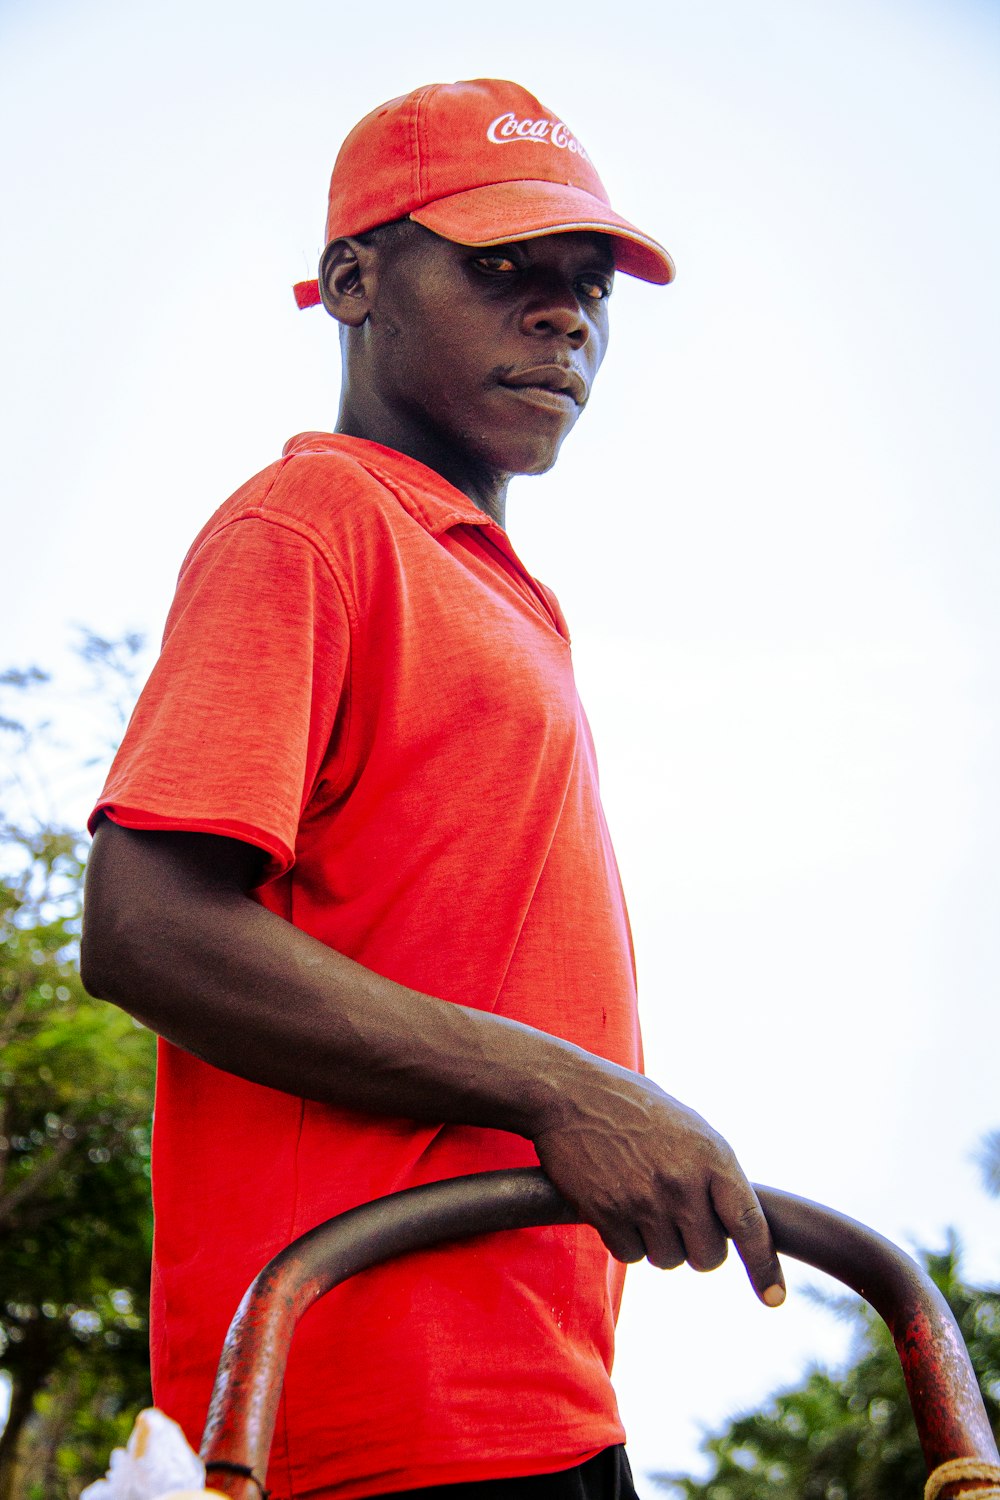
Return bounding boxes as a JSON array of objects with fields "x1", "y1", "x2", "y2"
[{"x1": 506, "y1": 437, "x2": 571, "y2": 479}]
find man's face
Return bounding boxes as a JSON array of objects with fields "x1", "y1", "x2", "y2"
[{"x1": 359, "y1": 226, "x2": 614, "y2": 480}]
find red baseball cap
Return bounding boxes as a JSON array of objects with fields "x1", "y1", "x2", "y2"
[{"x1": 293, "y1": 79, "x2": 675, "y2": 308}]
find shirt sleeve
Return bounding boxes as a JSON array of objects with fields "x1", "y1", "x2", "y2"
[{"x1": 90, "y1": 513, "x2": 351, "y2": 877}]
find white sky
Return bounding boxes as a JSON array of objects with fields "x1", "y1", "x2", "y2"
[{"x1": 2, "y1": 0, "x2": 999, "y2": 1485}]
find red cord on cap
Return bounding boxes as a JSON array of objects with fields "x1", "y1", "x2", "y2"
[{"x1": 293, "y1": 279, "x2": 322, "y2": 309}]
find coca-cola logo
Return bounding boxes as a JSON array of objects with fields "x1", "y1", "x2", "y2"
[{"x1": 486, "y1": 112, "x2": 590, "y2": 161}]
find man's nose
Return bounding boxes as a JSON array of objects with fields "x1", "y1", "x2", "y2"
[{"x1": 519, "y1": 283, "x2": 589, "y2": 344}]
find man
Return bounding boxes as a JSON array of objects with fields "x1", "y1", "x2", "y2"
[{"x1": 81, "y1": 79, "x2": 784, "y2": 1500}]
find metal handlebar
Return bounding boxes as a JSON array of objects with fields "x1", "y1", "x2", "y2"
[{"x1": 200, "y1": 1169, "x2": 999, "y2": 1498}]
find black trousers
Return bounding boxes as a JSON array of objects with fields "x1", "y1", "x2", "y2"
[{"x1": 374, "y1": 1447, "x2": 640, "y2": 1500}]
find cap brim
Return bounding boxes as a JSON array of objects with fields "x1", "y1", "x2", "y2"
[{"x1": 409, "y1": 179, "x2": 675, "y2": 285}]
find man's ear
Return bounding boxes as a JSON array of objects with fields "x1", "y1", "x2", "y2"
[{"x1": 319, "y1": 238, "x2": 374, "y2": 327}]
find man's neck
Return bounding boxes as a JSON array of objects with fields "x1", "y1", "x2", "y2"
[{"x1": 335, "y1": 396, "x2": 510, "y2": 529}]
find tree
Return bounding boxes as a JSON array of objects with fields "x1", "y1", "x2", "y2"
[
  {"x1": 976, "y1": 1132, "x2": 1000, "y2": 1201},
  {"x1": 654, "y1": 1230, "x2": 1000, "y2": 1500},
  {"x1": 0, "y1": 641, "x2": 155, "y2": 1500}
]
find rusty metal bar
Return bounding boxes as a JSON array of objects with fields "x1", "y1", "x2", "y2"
[
  {"x1": 200, "y1": 1169, "x2": 998, "y2": 1498},
  {"x1": 756, "y1": 1184, "x2": 998, "y2": 1484}
]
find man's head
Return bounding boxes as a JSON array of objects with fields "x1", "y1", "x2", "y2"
[
  {"x1": 298, "y1": 81, "x2": 673, "y2": 513},
  {"x1": 322, "y1": 219, "x2": 616, "y2": 487}
]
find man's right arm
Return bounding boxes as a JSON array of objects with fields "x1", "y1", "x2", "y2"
[{"x1": 81, "y1": 818, "x2": 785, "y2": 1306}]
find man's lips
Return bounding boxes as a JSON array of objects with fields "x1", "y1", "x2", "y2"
[{"x1": 496, "y1": 364, "x2": 589, "y2": 406}]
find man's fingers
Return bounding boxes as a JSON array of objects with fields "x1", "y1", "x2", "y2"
[
  {"x1": 711, "y1": 1178, "x2": 785, "y2": 1306},
  {"x1": 636, "y1": 1220, "x2": 686, "y2": 1272},
  {"x1": 595, "y1": 1221, "x2": 649, "y2": 1265},
  {"x1": 597, "y1": 1216, "x2": 689, "y2": 1272},
  {"x1": 678, "y1": 1218, "x2": 729, "y2": 1274}
]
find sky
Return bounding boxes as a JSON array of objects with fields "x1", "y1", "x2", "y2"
[{"x1": 2, "y1": 0, "x2": 1000, "y2": 1485}]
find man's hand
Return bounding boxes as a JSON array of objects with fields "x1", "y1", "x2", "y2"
[{"x1": 532, "y1": 1063, "x2": 785, "y2": 1307}]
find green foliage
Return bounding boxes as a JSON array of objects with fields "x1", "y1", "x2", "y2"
[
  {"x1": 655, "y1": 1238, "x2": 1000, "y2": 1500},
  {"x1": 976, "y1": 1132, "x2": 1000, "y2": 1201},
  {"x1": 0, "y1": 638, "x2": 154, "y2": 1499}
]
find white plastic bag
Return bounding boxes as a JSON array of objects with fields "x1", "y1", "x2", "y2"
[{"x1": 80, "y1": 1407, "x2": 212, "y2": 1500}]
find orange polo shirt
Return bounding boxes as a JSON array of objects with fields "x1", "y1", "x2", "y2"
[{"x1": 91, "y1": 433, "x2": 642, "y2": 1500}]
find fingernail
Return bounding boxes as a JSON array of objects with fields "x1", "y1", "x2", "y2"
[{"x1": 763, "y1": 1284, "x2": 786, "y2": 1308}]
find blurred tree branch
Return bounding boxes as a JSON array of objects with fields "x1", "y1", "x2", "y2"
[{"x1": 0, "y1": 633, "x2": 155, "y2": 1500}]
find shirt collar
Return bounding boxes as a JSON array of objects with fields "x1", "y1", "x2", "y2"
[{"x1": 281, "y1": 432, "x2": 498, "y2": 538}]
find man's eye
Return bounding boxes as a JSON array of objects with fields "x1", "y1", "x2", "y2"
[
  {"x1": 578, "y1": 277, "x2": 613, "y2": 302},
  {"x1": 474, "y1": 255, "x2": 519, "y2": 274}
]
